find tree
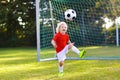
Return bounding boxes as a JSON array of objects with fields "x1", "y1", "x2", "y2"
[{"x1": 0, "y1": 0, "x2": 36, "y2": 47}]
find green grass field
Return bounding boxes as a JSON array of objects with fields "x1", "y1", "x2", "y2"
[{"x1": 0, "y1": 46, "x2": 120, "y2": 80}]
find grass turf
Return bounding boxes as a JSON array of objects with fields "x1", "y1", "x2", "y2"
[{"x1": 0, "y1": 46, "x2": 120, "y2": 80}]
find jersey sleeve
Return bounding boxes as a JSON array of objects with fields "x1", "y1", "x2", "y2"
[{"x1": 52, "y1": 34, "x2": 57, "y2": 41}]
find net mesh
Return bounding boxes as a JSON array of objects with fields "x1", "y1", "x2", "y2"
[{"x1": 39, "y1": 0, "x2": 120, "y2": 60}]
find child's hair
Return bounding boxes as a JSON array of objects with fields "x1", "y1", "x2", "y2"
[{"x1": 56, "y1": 22, "x2": 68, "y2": 33}]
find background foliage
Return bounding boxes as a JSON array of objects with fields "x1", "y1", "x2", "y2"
[
  {"x1": 0, "y1": 0, "x2": 120, "y2": 47},
  {"x1": 0, "y1": 0, "x2": 36, "y2": 47}
]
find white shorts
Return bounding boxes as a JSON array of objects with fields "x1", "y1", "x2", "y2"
[{"x1": 57, "y1": 45, "x2": 69, "y2": 62}]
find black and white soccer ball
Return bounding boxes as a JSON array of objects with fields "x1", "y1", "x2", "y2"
[{"x1": 64, "y1": 9, "x2": 76, "y2": 21}]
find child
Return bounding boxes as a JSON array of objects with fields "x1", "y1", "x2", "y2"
[{"x1": 51, "y1": 22, "x2": 86, "y2": 77}]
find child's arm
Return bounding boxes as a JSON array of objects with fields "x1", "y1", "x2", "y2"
[
  {"x1": 67, "y1": 40, "x2": 71, "y2": 44},
  {"x1": 68, "y1": 40, "x2": 74, "y2": 44},
  {"x1": 51, "y1": 40, "x2": 57, "y2": 48}
]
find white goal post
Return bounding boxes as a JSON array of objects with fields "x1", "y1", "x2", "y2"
[{"x1": 36, "y1": 0, "x2": 40, "y2": 62}]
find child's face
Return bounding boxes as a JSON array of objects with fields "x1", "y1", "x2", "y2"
[{"x1": 59, "y1": 24, "x2": 67, "y2": 34}]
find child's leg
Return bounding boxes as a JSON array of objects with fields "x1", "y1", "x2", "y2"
[
  {"x1": 58, "y1": 61, "x2": 64, "y2": 73},
  {"x1": 57, "y1": 45, "x2": 69, "y2": 76},
  {"x1": 68, "y1": 43, "x2": 80, "y2": 55},
  {"x1": 71, "y1": 46, "x2": 80, "y2": 55},
  {"x1": 68, "y1": 43, "x2": 86, "y2": 58}
]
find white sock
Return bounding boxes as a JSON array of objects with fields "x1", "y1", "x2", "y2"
[
  {"x1": 58, "y1": 65, "x2": 63, "y2": 73},
  {"x1": 71, "y1": 46, "x2": 80, "y2": 55}
]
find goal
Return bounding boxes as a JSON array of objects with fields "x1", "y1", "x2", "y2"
[{"x1": 36, "y1": 0, "x2": 120, "y2": 61}]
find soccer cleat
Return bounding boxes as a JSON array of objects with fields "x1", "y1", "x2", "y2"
[
  {"x1": 58, "y1": 72, "x2": 64, "y2": 77},
  {"x1": 79, "y1": 49, "x2": 86, "y2": 58}
]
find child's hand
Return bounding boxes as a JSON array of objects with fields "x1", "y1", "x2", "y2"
[
  {"x1": 71, "y1": 42, "x2": 74, "y2": 45},
  {"x1": 68, "y1": 42, "x2": 74, "y2": 49},
  {"x1": 53, "y1": 44, "x2": 57, "y2": 48}
]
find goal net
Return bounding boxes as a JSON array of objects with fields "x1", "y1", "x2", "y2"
[{"x1": 38, "y1": 0, "x2": 120, "y2": 61}]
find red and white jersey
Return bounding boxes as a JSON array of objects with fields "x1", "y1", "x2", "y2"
[{"x1": 52, "y1": 32, "x2": 69, "y2": 53}]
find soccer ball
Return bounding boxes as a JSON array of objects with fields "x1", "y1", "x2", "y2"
[{"x1": 64, "y1": 9, "x2": 76, "y2": 21}]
